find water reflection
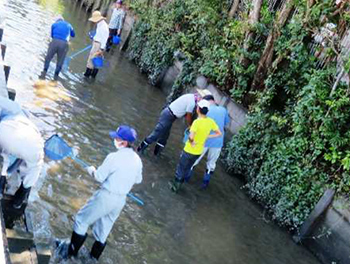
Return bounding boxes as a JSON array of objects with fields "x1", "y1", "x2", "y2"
[
  {"x1": 38, "y1": 0, "x2": 65, "y2": 13},
  {"x1": 0, "y1": 0, "x2": 321, "y2": 263}
]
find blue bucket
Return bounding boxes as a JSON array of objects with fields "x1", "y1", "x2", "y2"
[
  {"x1": 113, "y1": 35, "x2": 121, "y2": 45},
  {"x1": 92, "y1": 57, "x2": 104, "y2": 68}
]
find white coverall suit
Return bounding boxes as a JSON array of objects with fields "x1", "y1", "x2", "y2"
[
  {"x1": 73, "y1": 147, "x2": 143, "y2": 243},
  {"x1": 0, "y1": 98, "x2": 44, "y2": 188}
]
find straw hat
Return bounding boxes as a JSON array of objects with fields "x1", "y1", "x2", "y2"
[
  {"x1": 88, "y1": 11, "x2": 105, "y2": 23},
  {"x1": 196, "y1": 88, "x2": 212, "y2": 97}
]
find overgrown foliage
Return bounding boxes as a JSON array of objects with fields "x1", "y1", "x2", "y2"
[
  {"x1": 128, "y1": 0, "x2": 350, "y2": 228},
  {"x1": 127, "y1": 0, "x2": 259, "y2": 98}
]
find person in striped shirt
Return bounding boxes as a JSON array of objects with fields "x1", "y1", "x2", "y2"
[{"x1": 106, "y1": 0, "x2": 126, "y2": 52}]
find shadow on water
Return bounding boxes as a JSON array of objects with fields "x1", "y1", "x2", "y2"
[{"x1": 0, "y1": 0, "x2": 321, "y2": 263}]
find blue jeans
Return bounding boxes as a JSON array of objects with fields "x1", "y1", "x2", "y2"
[{"x1": 175, "y1": 151, "x2": 200, "y2": 182}]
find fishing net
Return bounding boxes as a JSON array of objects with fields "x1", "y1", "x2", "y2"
[{"x1": 44, "y1": 134, "x2": 72, "y2": 160}]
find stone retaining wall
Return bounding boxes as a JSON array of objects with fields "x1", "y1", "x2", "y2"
[{"x1": 303, "y1": 198, "x2": 350, "y2": 264}]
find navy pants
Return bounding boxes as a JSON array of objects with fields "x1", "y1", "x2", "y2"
[
  {"x1": 44, "y1": 39, "x2": 69, "y2": 75},
  {"x1": 175, "y1": 151, "x2": 200, "y2": 181},
  {"x1": 145, "y1": 108, "x2": 176, "y2": 147},
  {"x1": 106, "y1": 29, "x2": 119, "y2": 52}
]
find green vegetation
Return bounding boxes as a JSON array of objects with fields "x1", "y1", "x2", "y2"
[{"x1": 127, "y1": 0, "x2": 350, "y2": 229}]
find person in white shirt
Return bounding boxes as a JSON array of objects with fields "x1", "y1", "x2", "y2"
[
  {"x1": 57, "y1": 125, "x2": 143, "y2": 261},
  {"x1": 0, "y1": 97, "x2": 44, "y2": 209},
  {"x1": 137, "y1": 89, "x2": 211, "y2": 156},
  {"x1": 84, "y1": 11, "x2": 109, "y2": 79}
]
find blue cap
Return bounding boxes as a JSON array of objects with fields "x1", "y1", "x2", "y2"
[{"x1": 109, "y1": 125, "x2": 137, "y2": 142}]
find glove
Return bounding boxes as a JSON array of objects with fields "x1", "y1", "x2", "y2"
[{"x1": 86, "y1": 166, "x2": 96, "y2": 176}]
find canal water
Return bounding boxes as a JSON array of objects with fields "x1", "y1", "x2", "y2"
[{"x1": 0, "y1": 0, "x2": 321, "y2": 263}]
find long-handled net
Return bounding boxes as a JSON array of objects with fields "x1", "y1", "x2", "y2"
[
  {"x1": 44, "y1": 134, "x2": 144, "y2": 205},
  {"x1": 44, "y1": 134, "x2": 72, "y2": 161},
  {"x1": 44, "y1": 134, "x2": 87, "y2": 167},
  {"x1": 62, "y1": 44, "x2": 92, "y2": 71}
]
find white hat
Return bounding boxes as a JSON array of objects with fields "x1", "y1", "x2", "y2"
[
  {"x1": 196, "y1": 89, "x2": 212, "y2": 97},
  {"x1": 55, "y1": 15, "x2": 64, "y2": 21},
  {"x1": 197, "y1": 99, "x2": 210, "y2": 109},
  {"x1": 89, "y1": 11, "x2": 106, "y2": 23}
]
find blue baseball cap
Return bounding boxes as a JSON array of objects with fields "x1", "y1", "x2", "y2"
[{"x1": 109, "y1": 125, "x2": 137, "y2": 142}]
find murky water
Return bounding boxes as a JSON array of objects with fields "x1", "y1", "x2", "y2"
[{"x1": 0, "y1": 0, "x2": 321, "y2": 263}]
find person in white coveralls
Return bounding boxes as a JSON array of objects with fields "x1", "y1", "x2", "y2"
[
  {"x1": 0, "y1": 97, "x2": 44, "y2": 209},
  {"x1": 58, "y1": 125, "x2": 143, "y2": 261}
]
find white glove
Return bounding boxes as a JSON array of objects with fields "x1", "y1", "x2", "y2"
[{"x1": 86, "y1": 166, "x2": 96, "y2": 176}]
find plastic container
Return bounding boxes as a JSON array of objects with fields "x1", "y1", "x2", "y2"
[
  {"x1": 113, "y1": 35, "x2": 121, "y2": 45},
  {"x1": 92, "y1": 57, "x2": 104, "y2": 68}
]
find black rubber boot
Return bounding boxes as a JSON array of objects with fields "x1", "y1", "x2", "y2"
[
  {"x1": 169, "y1": 178, "x2": 183, "y2": 193},
  {"x1": 154, "y1": 142, "x2": 165, "y2": 156},
  {"x1": 0, "y1": 176, "x2": 7, "y2": 197},
  {"x1": 91, "y1": 68, "x2": 99, "y2": 78},
  {"x1": 90, "y1": 240, "x2": 106, "y2": 260},
  {"x1": 39, "y1": 70, "x2": 47, "y2": 80},
  {"x1": 84, "y1": 68, "x2": 93, "y2": 77},
  {"x1": 137, "y1": 140, "x2": 149, "y2": 153},
  {"x1": 53, "y1": 73, "x2": 59, "y2": 81},
  {"x1": 12, "y1": 183, "x2": 31, "y2": 209},
  {"x1": 67, "y1": 231, "x2": 87, "y2": 258}
]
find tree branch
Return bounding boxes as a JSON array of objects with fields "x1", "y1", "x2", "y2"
[
  {"x1": 228, "y1": 0, "x2": 240, "y2": 18},
  {"x1": 251, "y1": 0, "x2": 294, "y2": 91}
]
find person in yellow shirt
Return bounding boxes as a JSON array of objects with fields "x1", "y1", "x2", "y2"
[{"x1": 170, "y1": 100, "x2": 221, "y2": 193}]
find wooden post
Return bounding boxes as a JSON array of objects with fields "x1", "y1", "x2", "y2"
[
  {"x1": 228, "y1": 0, "x2": 240, "y2": 18},
  {"x1": 293, "y1": 189, "x2": 335, "y2": 243}
]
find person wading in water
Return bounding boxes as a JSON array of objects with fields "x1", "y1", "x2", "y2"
[
  {"x1": 0, "y1": 97, "x2": 44, "y2": 210},
  {"x1": 106, "y1": 0, "x2": 126, "y2": 52},
  {"x1": 41, "y1": 15, "x2": 75, "y2": 80},
  {"x1": 137, "y1": 90, "x2": 211, "y2": 156},
  {"x1": 84, "y1": 11, "x2": 109, "y2": 79},
  {"x1": 185, "y1": 94, "x2": 230, "y2": 189},
  {"x1": 169, "y1": 99, "x2": 221, "y2": 193},
  {"x1": 56, "y1": 125, "x2": 143, "y2": 261}
]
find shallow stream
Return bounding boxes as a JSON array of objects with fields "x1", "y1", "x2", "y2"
[{"x1": 0, "y1": 0, "x2": 321, "y2": 263}]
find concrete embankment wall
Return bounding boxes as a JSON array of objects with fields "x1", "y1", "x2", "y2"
[{"x1": 302, "y1": 197, "x2": 350, "y2": 263}]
